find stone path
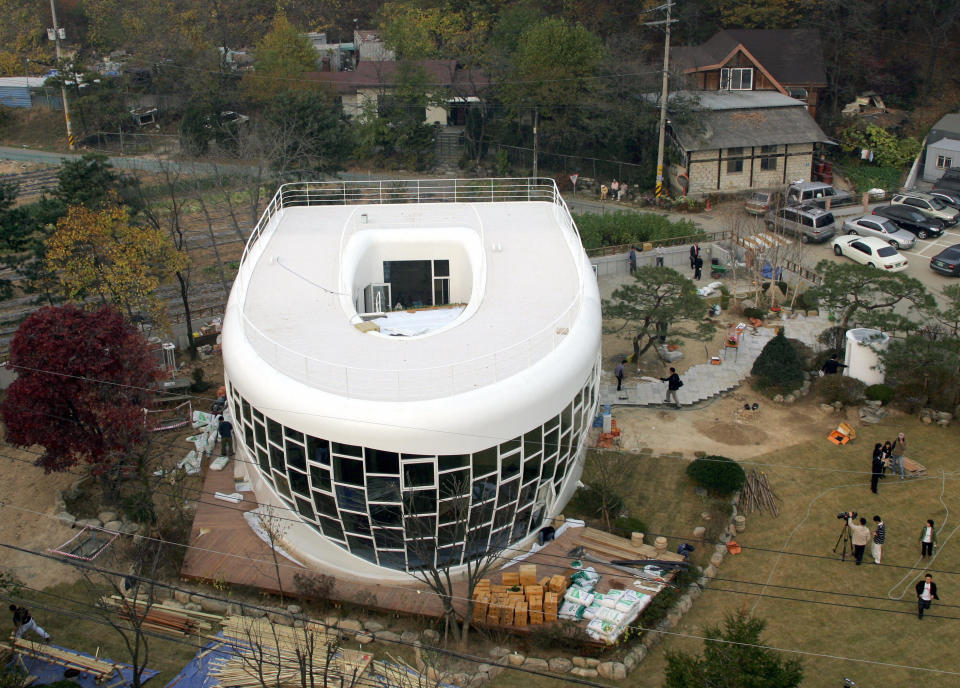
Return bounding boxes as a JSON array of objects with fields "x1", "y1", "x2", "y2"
[{"x1": 600, "y1": 314, "x2": 831, "y2": 408}]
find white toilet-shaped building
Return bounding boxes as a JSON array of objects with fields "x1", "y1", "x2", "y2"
[{"x1": 221, "y1": 179, "x2": 602, "y2": 581}]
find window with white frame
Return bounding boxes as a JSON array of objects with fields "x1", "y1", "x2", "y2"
[
  {"x1": 720, "y1": 67, "x2": 753, "y2": 91},
  {"x1": 937, "y1": 155, "x2": 953, "y2": 169}
]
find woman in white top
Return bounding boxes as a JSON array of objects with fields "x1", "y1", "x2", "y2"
[{"x1": 920, "y1": 518, "x2": 936, "y2": 557}]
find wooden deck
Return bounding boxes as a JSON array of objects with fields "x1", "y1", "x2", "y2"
[{"x1": 180, "y1": 466, "x2": 679, "y2": 623}]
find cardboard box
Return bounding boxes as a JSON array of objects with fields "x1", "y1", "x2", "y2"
[
  {"x1": 502, "y1": 572, "x2": 520, "y2": 588},
  {"x1": 518, "y1": 564, "x2": 538, "y2": 586}
]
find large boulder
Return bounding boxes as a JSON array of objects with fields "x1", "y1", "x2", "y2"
[{"x1": 597, "y1": 662, "x2": 627, "y2": 680}]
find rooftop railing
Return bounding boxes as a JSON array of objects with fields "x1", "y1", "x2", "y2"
[{"x1": 233, "y1": 178, "x2": 591, "y2": 401}]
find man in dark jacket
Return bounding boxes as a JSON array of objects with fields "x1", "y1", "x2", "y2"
[
  {"x1": 217, "y1": 416, "x2": 234, "y2": 456},
  {"x1": 871, "y1": 444, "x2": 884, "y2": 494},
  {"x1": 916, "y1": 574, "x2": 939, "y2": 619},
  {"x1": 660, "y1": 367, "x2": 682, "y2": 407},
  {"x1": 10, "y1": 604, "x2": 50, "y2": 641}
]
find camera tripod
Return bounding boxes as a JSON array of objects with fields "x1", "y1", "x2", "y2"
[{"x1": 834, "y1": 521, "x2": 854, "y2": 561}]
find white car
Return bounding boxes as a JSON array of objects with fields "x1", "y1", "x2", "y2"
[{"x1": 832, "y1": 235, "x2": 909, "y2": 272}]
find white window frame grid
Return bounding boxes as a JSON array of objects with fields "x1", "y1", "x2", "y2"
[{"x1": 720, "y1": 67, "x2": 753, "y2": 91}]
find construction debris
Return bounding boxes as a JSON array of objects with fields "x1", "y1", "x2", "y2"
[
  {"x1": 101, "y1": 595, "x2": 222, "y2": 638},
  {"x1": 0, "y1": 639, "x2": 118, "y2": 682},
  {"x1": 737, "y1": 470, "x2": 781, "y2": 517}
]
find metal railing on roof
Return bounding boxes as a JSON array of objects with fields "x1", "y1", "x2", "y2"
[{"x1": 233, "y1": 178, "x2": 591, "y2": 401}]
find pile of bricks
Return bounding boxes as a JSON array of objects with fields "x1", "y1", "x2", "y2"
[{"x1": 472, "y1": 565, "x2": 569, "y2": 627}]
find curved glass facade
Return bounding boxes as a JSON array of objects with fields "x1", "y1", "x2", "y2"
[{"x1": 227, "y1": 363, "x2": 599, "y2": 572}]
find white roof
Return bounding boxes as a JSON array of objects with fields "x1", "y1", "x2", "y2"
[
  {"x1": 235, "y1": 199, "x2": 588, "y2": 401},
  {"x1": 0, "y1": 77, "x2": 48, "y2": 88}
]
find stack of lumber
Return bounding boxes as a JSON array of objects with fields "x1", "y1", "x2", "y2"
[
  {"x1": 736, "y1": 470, "x2": 781, "y2": 517},
  {"x1": 212, "y1": 616, "x2": 370, "y2": 688},
  {"x1": 543, "y1": 592, "x2": 559, "y2": 623},
  {"x1": 372, "y1": 658, "x2": 434, "y2": 688},
  {"x1": 474, "y1": 564, "x2": 573, "y2": 627},
  {"x1": 2, "y1": 639, "x2": 117, "y2": 681},
  {"x1": 472, "y1": 579, "x2": 491, "y2": 623},
  {"x1": 102, "y1": 595, "x2": 222, "y2": 637}
]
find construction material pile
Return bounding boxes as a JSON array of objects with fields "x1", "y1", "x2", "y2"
[
  {"x1": 559, "y1": 567, "x2": 652, "y2": 644},
  {"x1": 102, "y1": 595, "x2": 222, "y2": 637},
  {"x1": 0, "y1": 639, "x2": 118, "y2": 682},
  {"x1": 737, "y1": 469, "x2": 781, "y2": 517},
  {"x1": 472, "y1": 564, "x2": 565, "y2": 626},
  {"x1": 211, "y1": 616, "x2": 372, "y2": 688}
]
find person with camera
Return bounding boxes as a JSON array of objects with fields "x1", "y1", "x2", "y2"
[
  {"x1": 916, "y1": 573, "x2": 939, "y2": 619},
  {"x1": 872, "y1": 515, "x2": 885, "y2": 564},
  {"x1": 847, "y1": 514, "x2": 870, "y2": 565}
]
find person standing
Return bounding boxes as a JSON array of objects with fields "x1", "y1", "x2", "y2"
[
  {"x1": 9, "y1": 604, "x2": 50, "y2": 641},
  {"x1": 655, "y1": 244, "x2": 664, "y2": 267},
  {"x1": 660, "y1": 367, "x2": 682, "y2": 407},
  {"x1": 614, "y1": 360, "x2": 625, "y2": 391},
  {"x1": 848, "y1": 516, "x2": 870, "y2": 565},
  {"x1": 689, "y1": 243, "x2": 700, "y2": 269},
  {"x1": 628, "y1": 247, "x2": 637, "y2": 275},
  {"x1": 872, "y1": 515, "x2": 885, "y2": 564},
  {"x1": 920, "y1": 519, "x2": 936, "y2": 557},
  {"x1": 891, "y1": 433, "x2": 907, "y2": 479},
  {"x1": 694, "y1": 255, "x2": 703, "y2": 281},
  {"x1": 880, "y1": 440, "x2": 892, "y2": 478},
  {"x1": 217, "y1": 415, "x2": 234, "y2": 457},
  {"x1": 916, "y1": 574, "x2": 939, "y2": 619},
  {"x1": 820, "y1": 354, "x2": 847, "y2": 375},
  {"x1": 871, "y1": 444, "x2": 884, "y2": 494}
]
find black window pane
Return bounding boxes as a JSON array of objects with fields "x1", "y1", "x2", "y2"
[
  {"x1": 254, "y1": 421, "x2": 266, "y2": 447},
  {"x1": 244, "y1": 423, "x2": 254, "y2": 450},
  {"x1": 332, "y1": 442, "x2": 363, "y2": 458},
  {"x1": 438, "y1": 454, "x2": 469, "y2": 471},
  {"x1": 439, "y1": 469, "x2": 469, "y2": 499},
  {"x1": 341, "y1": 511, "x2": 371, "y2": 535},
  {"x1": 404, "y1": 489, "x2": 436, "y2": 514},
  {"x1": 367, "y1": 476, "x2": 401, "y2": 503},
  {"x1": 242, "y1": 398, "x2": 251, "y2": 421},
  {"x1": 336, "y1": 485, "x2": 366, "y2": 512},
  {"x1": 319, "y1": 515, "x2": 344, "y2": 540},
  {"x1": 313, "y1": 491, "x2": 338, "y2": 518},
  {"x1": 378, "y1": 550, "x2": 406, "y2": 570},
  {"x1": 523, "y1": 457, "x2": 540, "y2": 484},
  {"x1": 544, "y1": 429, "x2": 560, "y2": 457},
  {"x1": 520, "y1": 481, "x2": 537, "y2": 507},
  {"x1": 470, "y1": 503, "x2": 494, "y2": 528},
  {"x1": 257, "y1": 446, "x2": 270, "y2": 474},
  {"x1": 434, "y1": 259, "x2": 449, "y2": 277},
  {"x1": 307, "y1": 436, "x2": 330, "y2": 465},
  {"x1": 490, "y1": 527, "x2": 510, "y2": 550},
  {"x1": 472, "y1": 477, "x2": 497, "y2": 502},
  {"x1": 266, "y1": 418, "x2": 283, "y2": 444},
  {"x1": 286, "y1": 442, "x2": 306, "y2": 471},
  {"x1": 404, "y1": 462, "x2": 435, "y2": 488},
  {"x1": 472, "y1": 447, "x2": 497, "y2": 476},
  {"x1": 494, "y1": 504, "x2": 515, "y2": 530},
  {"x1": 501, "y1": 453, "x2": 521, "y2": 480},
  {"x1": 561, "y1": 404, "x2": 573, "y2": 431},
  {"x1": 404, "y1": 516, "x2": 436, "y2": 538},
  {"x1": 370, "y1": 503, "x2": 403, "y2": 527},
  {"x1": 437, "y1": 545, "x2": 462, "y2": 567},
  {"x1": 274, "y1": 474, "x2": 291, "y2": 499},
  {"x1": 310, "y1": 465, "x2": 332, "y2": 493},
  {"x1": 541, "y1": 457, "x2": 556, "y2": 481},
  {"x1": 334, "y1": 457, "x2": 364, "y2": 486},
  {"x1": 523, "y1": 428, "x2": 542, "y2": 458},
  {"x1": 289, "y1": 469, "x2": 309, "y2": 496},
  {"x1": 465, "y1": 527, "x2": 490, "y2": 558},
  {"x1": 500, "y1": 437, "x2": 520, "y2": 454},
  {"x1": 406, "y1": 540, "x2": 435, "y2": 570},
  {"x1": 513, "y1": 507, "x2": 532, "y2": 541},
  {"x1": 366, "y1": 449, "x2": 399, "y2": 474},
  {"x1": 373, "y1": 527, "x2": 405, "y2": 549},
  {"x1": 252, "y1": 408, "x2": 263, "y2": 423},
  {"x1": 497, "y1": 479, "x2": 519, "y2": 508},
  {"x1": 438, "y1": 523, "x2": 462, "y2": 546},
  {"x1": 295, "y1": 497, "x2": 314, "y2": 520},
  {"x1": 347, "y1": 536, "x2": 376, "y2": 563},
  {"x1": 284, "y1": 427, "x2": 304, "y2": 443},
  {"x1": 270, "y1": 444, "x2": 285, "y2": 472},
  {"x1": 438, "y1": 497, "x2": 468, "y2": 524}
]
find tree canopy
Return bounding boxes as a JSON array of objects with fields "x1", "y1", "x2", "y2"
[
  {"x1": 241, "y1": 12, "x2": 318, "y2": 103},
  {"x1": 264, "y1": 90, "x2": 354, "y2": 177},
  {"x1": 1, "y1": 304, "x2": 158, "y2": 473},
  {"x1": 603, "y1": 266, "x2": 715, "y2": 359},
  {"x1": 664, "y1": 609, "x2": 803, "y2": 688},
  {"x1": 751, "y1": 330, "x2": 806, "y2": 392}
]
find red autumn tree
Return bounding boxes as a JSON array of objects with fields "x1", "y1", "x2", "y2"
[{"x1": 2, "y1": 305, "x2": 158, "y2": 475}]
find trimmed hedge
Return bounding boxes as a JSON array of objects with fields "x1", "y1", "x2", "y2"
[
  {"x1": 686, "y1": 455, "x2": 746, "y2": 495},
  {"x1": 818, "y1": 374, "x2": 867, "y2": 405},
  {"x1": 573, "y1": 211, "x2": 703, "y2": 249},
  {"x1": 751, "y1": 330, "x2": 806, "y2": 393},
  {"x1": 865, "y1": 384, "x2": 894, "y2": 405}
]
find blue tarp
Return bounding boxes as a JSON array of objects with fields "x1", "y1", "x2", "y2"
[
  {"x1": 12, "y1": 645, "x2": 158, "y2": 688},
  {"x1": 163, "y1": 638, "x2": 232, "y2": 688}
]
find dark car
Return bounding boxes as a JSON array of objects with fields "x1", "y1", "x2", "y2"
[
  {"x1": 930, "y1": 189, "x2": 960, "y2": 209},
  {"x1": 930, "y1": 244, "x2": 960, "y2": 277},
  {"x1": 872, "y1": 205, "x2": 945, "y2": 240},
  {"x1": 934, "y1": 167, "x2": 960, "y2": 194}
]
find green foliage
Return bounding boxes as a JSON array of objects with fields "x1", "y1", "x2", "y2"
[
  {"x1": 0, "y1": 666, "x2": 29, "y2": 688},
  {"x1": 686, "y1": 456, "x2": 746, "y2": 496},
  {"x1": 612, "y1": 516, "x2": 648, "y2": 538},
  {"x1": 865, "y1": 384, "x2": 894, "y2": 405},
  {"x1": 743, "y1": 306, "x2": 766, "y2": 320},
  {"x1": 265, "y1": 90, "x2": 353, "y2": 177},
  {"x1": 795, "y1": 290, "x2": 819, "y2": 311},
  {"x1": 840, "y1": 162, "x2": 904, "y2": 193},
  {"x1": 0, "y1": 104, "x2": 12, "y2": 133},
  {"x1": 811, "y1": 260, "x2": 934, "y2": 330},
  {"x1": 567, "y1": 483, "x2": 624, "y2": 524},
  {"x1": 881, "y1": 334, "x2": 960, "y2": 410},
  {"x1": 817, "y1": 374, "x2": 867, "y2": 406},
  {"x1": 241, "y1": 12, "x2": 318, "y2": 104},
  {"x1": 55, "y1": 153, "x2": 141, "y2": 211},
  {"x1": 665, "y1": 609, "x2": 803, "y2": 688},
  {"x1": 839, "y1": 123, "x2": 921, "y2": 168},
  {"x1": 573, "y1": 212, "x2": 701, "y2": 249},
  {"x1": 603, "y1": 266, "x2": 716, "y2": 361},
  {"x1": 751, "y1": 330, "x2": 806, "y2": 392}
]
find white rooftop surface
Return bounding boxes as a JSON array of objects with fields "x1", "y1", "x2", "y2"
[
  {"x1": 240, "y1": 201, "x2": 584, "y2": 399},
  {"x1": 373, "y1": 306, "x2": 466, "y2": 336}
]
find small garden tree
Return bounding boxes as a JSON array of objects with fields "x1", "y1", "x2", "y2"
[
  {"x1": 751, "y1": 330, "x2": 806, "y2": 393},
  {"x1": 686, "y1": 456, "x2": 745, "y2": 496},
  {"x1": 810, "y1": 261, "x2": 933, "y2": 330},
  {"x1": 664, "y1": 609, "x2": 803, "y2": 687},
  {"x1": 1, "y1": 305, "x2": 158, "y2": 481},
  {"x1": 603, "y1": 266, "x2": 715, "y2": 360}
]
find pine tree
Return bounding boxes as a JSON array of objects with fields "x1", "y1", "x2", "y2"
[{"x1": 751, "y1": 329, "x2": 805, "y2": 392}]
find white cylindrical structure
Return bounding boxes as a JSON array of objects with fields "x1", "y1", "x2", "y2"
[{"x1": 844, "y1": 328, "x2": 889, "y2": 386}]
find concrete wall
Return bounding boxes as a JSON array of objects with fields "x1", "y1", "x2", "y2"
[
  {"x1": 591, "y1": 243, "x2": 714, "y2": 278},
  {"x1": 686, "y1": 143, "x2": 814, "y2": 196},
  {"x1": 923, "y1": 139, "x2": 960, "y2": 182}
]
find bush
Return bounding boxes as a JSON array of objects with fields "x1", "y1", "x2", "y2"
[
  {"x1": 786, "y1": 338, "x2": 814, "y2": 369},
  {"x1": 817, "y1": 374, "x2": 866, "y2": 405},
  {"x1": 796, "y1": 290, "x2": 819, "y2": 311},
  {"x1": 751, "y1": 330, "x2": 806, "y2": 393},
  {"x1": 817, "y1": 326, "x2": 846, "y2": 353},
  {"x1": 573, "y1": 211, "x2": 701, "y2": 249},
  {"x1": 743, "y1": 306, "x2": 766, "y2": 319},
  {"x1": 567, "y1": 483, "x2": 624, "y2": 523},
  {"x1": 686, "y1": 456, "x2": 746, "y2": 495},
  {"x1": 612, "y1": 516, "x2": 648, "y2": 538},
  {"x1": 865, "y1": 384, "x2": 894, "y2": 405}
]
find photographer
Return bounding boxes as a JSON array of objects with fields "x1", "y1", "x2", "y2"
[{"x1": 848, "y1": 514, "x2": 870, "y2": 565}]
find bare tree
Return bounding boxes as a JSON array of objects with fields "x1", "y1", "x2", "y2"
[
  {"x1": 256, "y1": 505, "x2": 291, "y2": 605},
  {"x1": 581, "y1": 449, "x2": 633, "y2": 532},
  {"x1": 403, "y1": 478, "x2": 505, "y2": 650}
]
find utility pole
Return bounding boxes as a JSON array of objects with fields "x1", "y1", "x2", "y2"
[
  {"x1": 532, "y1": 106, "x2": 539, "y2": 178},
  {"x1": 647, "y1": 2, "x2": 676, "y2": 197},
  {"x1": 48, "y1": 0, "x2": 75, "y2": 150}
]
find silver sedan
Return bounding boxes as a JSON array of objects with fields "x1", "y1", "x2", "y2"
[{"x1": 841, "y1": 216, "x2": 917, "y2": 250}]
